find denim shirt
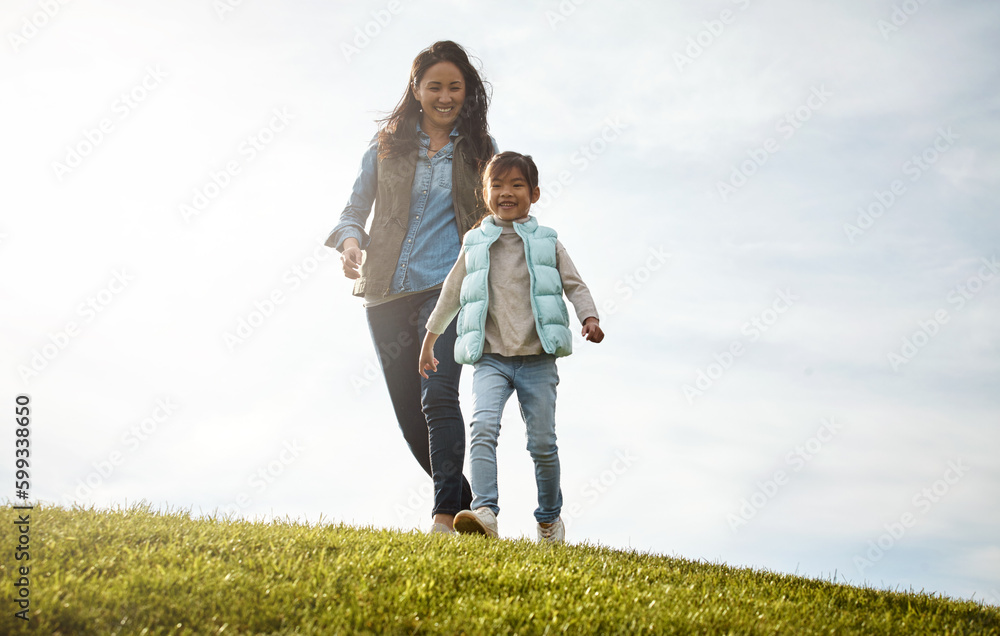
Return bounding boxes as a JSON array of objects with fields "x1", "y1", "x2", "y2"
[{"x1": 328, "y1": 124, "x2": 497, "y2": 297}]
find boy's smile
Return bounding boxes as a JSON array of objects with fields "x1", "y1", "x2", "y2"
[{"x1": 488, "y1": 166, "x2": 541, "y2": 222}]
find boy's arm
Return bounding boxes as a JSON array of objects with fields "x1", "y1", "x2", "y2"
[
  {"x1": 556, "y1": 240, "x2": 604, "y2": 343},
  {"x1": 419, "y1": 253, "x2": 468, "y2": 376},
  {"x1": 419, "y1": 332, "x2": 441, "y2": 379},
  {"x1": 426, "y1": 252, "x2": 467, "y2": 335}
]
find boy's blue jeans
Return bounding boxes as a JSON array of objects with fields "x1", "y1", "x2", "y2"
[{"x1": 469, "y1": 353, "x2": 563, "y2": 524}]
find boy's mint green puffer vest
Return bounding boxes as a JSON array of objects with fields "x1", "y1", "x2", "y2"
[{"x1": 454, "y1": 215, "x2": 573, "y2": 365}]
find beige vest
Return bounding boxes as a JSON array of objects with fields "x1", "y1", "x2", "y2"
[{"x1": 353, "y1": 136, "x2": 488, "y2": 299}]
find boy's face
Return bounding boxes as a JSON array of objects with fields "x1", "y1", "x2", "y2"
[{"x1": 488, "y1": 167, "x2": 540, "y2": 222}]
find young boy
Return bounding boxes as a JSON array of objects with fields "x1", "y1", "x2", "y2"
[{"x1": 418, "y1": 151, "x2": 604, "y2": 543}]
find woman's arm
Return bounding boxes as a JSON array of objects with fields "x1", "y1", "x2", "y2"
[{"x1": 325, "y1": 139, "x2": 378, "y2": 256}]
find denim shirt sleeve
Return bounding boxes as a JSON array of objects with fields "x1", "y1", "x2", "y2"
[{"x1": 326, "y1": 138, "x2": 378, "y2": 252}]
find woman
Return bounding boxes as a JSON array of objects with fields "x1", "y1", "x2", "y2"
[{"x1": 325, "y1": 41, "x2": 495, "y2": 533}]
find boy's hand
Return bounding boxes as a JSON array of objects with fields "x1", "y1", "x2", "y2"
[
  {"x1": 582, "y1": 317, "x2": 604, "y2": 343},
  {"x1": 419, "y1": 353, "x2": 439, "y2": 379},
  {"x1": 419, "y1": 332, "x2": 441, "y2": 378}
]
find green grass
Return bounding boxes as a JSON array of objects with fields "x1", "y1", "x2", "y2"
[{"x1": 1, "y1": 504, "x2": 997, "y2": 634}]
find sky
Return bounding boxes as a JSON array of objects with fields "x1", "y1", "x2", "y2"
[{"x1": 2, "y1": 0, "x2": 999, "y2": 607}]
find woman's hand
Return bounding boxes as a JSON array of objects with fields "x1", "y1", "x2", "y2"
[
  {"x1": 582, "y1": 317, "x2": 604, "y2": 343},
  {"x1": 341, "y1": 238, "x2": 363, "y2": 280}
]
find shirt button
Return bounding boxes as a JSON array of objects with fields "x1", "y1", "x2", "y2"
[{"x1": 422, "y1": 190, "x2": 427, "y2": 194}]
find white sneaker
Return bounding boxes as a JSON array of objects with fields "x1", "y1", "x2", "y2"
[
  {"x1": 454, "y1": 507, "x2": 499, "y2": 538},
  {"x1": 537, "y1": 517, "x2": 565, "y2": 544},
  {"x1": 428, "y1": 523, "x2": 455, "y2": 535}
]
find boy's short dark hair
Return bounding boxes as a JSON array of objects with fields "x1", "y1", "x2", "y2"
[{"x1": 482, "y1": 151, "x2": 539, "y2": 194}]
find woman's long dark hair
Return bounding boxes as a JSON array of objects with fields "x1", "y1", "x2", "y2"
[{"x1": 377, "y1": 41, "x2": 493, "y2": 173}]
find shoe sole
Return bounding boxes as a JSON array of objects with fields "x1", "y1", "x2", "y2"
[{"x1": 454, "y1": 511, "x2": 498, "y2": 538}]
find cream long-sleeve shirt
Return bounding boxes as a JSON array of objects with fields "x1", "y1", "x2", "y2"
[{"x1": 426, "y1": 216, "x2": 599, "y2": 357}]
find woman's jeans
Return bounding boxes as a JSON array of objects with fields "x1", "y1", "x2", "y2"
[
  {"x1": 366, "y1": 289, "x2": 472, "y2": 517},
  {"x1": 469, "y1": 353, "x2": 563, "y2": 524}
]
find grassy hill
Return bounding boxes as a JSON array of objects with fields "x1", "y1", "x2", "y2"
[{"x1": 1, "y1": 504, "x2": 997, "y2": 634}]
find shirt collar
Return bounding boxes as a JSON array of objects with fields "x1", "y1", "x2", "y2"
[
  {"x1": 492, "y1": 215, "x2": 533, "y2": 229},
  {"x1": 416, "y1": 119, "x2": 461, "y2": 139}
]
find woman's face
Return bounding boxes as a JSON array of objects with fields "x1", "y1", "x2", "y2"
[{"x1": 412, "y1": 61, "x2": 466, "y2": 132}]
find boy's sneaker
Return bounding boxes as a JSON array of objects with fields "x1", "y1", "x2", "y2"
[
  {"x1": 453, "y1": 507, "x2": 499, "y2": 538},
  {"x1": 537, "y1": 517, "x2": 565, "y2": 544}
]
